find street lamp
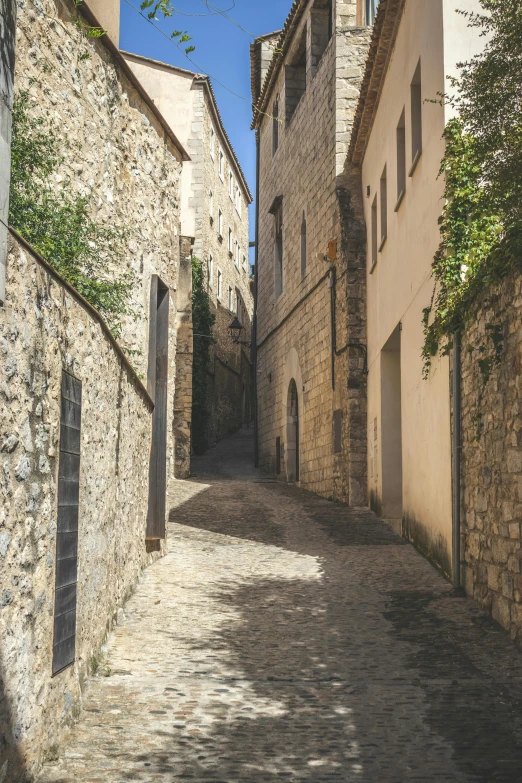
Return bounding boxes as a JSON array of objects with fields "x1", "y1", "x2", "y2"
[{"x1": 229, "y1": 316, "x2": 251, "y2": 347}]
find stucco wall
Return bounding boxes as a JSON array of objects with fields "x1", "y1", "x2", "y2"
[
  {"x1": 256, "y1": 0, "x2": 369, "y2": 502},
  {"x1": 363, "y1": 0, "x2": 452, "y2": 573},
  {"x1": 460, "y1": 272, "x2": 522, "y2": 647},
  {"x1": 362, "y1": 0, "x2": 487, "y2": 577},
  {"x1": 0, "y1": 237, "x2": 156, "y2": 780}
]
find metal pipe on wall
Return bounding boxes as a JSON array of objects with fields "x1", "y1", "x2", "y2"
[{"x1": 452, "y1": 331, "x2": 462, "y2": 591}]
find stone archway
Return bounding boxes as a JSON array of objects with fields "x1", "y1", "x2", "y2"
[{"x1": 286, "y1": 379, "x2": 300, "y2": 483}]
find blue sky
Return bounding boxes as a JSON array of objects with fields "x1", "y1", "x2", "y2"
[{"x1": 120, "y1": 0, "x2": 291, "y2": 247}]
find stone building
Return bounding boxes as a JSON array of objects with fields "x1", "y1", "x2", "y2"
[
  {"x1": 0, "y1": 0, "x2": 192, "y2": 778},
  {"x1": 251, "y1": 0, "x2": 372, "y2": 503},
  {"x1": 347, "y1": 0, "x2": 484, "y2": 577},
  {"x1": 122, "y1": 53, "x2": 254, "y2": 452}
]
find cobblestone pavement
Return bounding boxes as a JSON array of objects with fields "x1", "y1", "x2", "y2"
[{"x1": 39, "y1": 430, "x2": 522, "y2": 783}]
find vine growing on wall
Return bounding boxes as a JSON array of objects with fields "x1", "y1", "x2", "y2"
[
  {"x1": 423, "y1": 0, "x2": 522, "y2": 396},
  {"x1": 9, "y1": 91, "x2": 137, "y2": 339},
  {"x1": 191, "y1": 257, "x2": 215, "y2": 455}
]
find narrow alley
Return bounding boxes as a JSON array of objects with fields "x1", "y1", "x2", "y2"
[{"x1": 38, "y1": 430, "x2": 522, "y2": 783}]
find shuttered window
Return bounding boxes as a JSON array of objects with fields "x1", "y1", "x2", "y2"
[{"x1": 52, "y1": 371, "x2": 82, "y2": 675}]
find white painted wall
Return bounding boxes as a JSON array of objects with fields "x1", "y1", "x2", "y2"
[{"x1": 363, "y1": 0, "x2": 484, "y2": 575}]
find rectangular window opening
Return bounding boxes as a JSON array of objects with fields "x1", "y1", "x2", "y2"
[
  {"x1": 272, "y1": 97, "x2": 279, "y2": 155},
  {"x1": 371, "y1": 195, "x2": 378, "y2": 271},
  {"x1": 410, "y1": 60, "x2": 422, "y2": 175},
  {"x1": 380, "y1": 165, "x2": 387, "y2": 249},
  {"x1": 285, "y1": 27, "x2": 307, "y2": 126},
  {"x1": 217, "y1": 269, "x2": 223, "y2": 301},
  {"x1": 395, "y1": 109, "x2": 406, "y2": 210},
  {"x1": 311, "y1": 0, "x2": 333, "y2": 74},
  {"x1": 208, "y1": 254, "x2": 213, "y2": 289},
  {"x1": 273, "y1": 200, "x2": 284, "y2": 297},
  {"x1": 333, "y1": 409, "x2": 342, "y2": 454}
]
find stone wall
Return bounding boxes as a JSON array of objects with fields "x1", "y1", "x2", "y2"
[
  {"x1": 0, "y1": 236, "x2": 156, "y2": 780},
  {"x1": 197, "y1": 85, "x2": 253, "y2": 446},
  {"x1": 0, "y1": 1, "x2": 188, "y2": 777},
  {"x1": 15, "y1": 0, "x2": 186, "y2": 499},
  {"x1": 255, "y1": 0, "x2": 369, "y2": 503},
  {"x1": 460, "y1": 271, "x2": 522, "y2": 646}
]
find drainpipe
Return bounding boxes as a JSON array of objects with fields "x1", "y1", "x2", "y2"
[
  {"x1": 253, "y1": 131, "x2": 261, "y2": 467},
  {"x1": 452, "y1": 331, "x2": 462, "y2": 591}
]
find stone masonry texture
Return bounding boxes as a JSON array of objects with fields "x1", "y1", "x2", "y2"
[
  {"x1": 194, "y1": 85, "x2": 254, "y2": 446},
  {"x1": 36, "y1": 430, "x2": 522, "y2": 783},
  {"x1": 460, "y1": 271, "x2": 522, "y2": 647},
  {"x1": 0, "y1": 1, "x2": 187, "y2": 778},
  {"x1": 255, "y1": 0, "x2": 370, "y2": 503}
]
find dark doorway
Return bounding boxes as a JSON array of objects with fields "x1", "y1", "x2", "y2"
[
  {"x1": 287, "y1": 379, "x2": 300, "y2": 483},
  {"x1": 380, "y1": 325, "x2": 403, "y2": 521},
  {"x1": 147, "y1": 276, "x2": 170, "y2": 540}
]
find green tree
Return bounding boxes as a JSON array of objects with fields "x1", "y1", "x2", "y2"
[{"x1": 423, "y1": 0, "x2": 522, "y2": 383}]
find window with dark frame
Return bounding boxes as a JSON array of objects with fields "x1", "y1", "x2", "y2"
[
  {"x1": 380, "y1": 165, "x2": 387, "y2": 247},
  {"x1": 395, "y1": 108, "x2": 406, "y2": 210},
  {"x1": 275, "y1": 201, "x2": 283, "y2": 297},
  {"x1": 273, "y1": 97, "x2": 279, "y2": 155},
  {"x1": 301, "y1": 212, "x2": 307, "y2": 278},
  {"x1": 371, "y1": 195, "x2": 378, "y2": 270},
  {"x1": 333, "y1": 409, "x2": 342, "y2": 454},
  {"x1": 52, "y1": 371, "x2": 82, "y2": 676},
  {"x1": 410, "y1": 60, "x2": 422, "y2": 174}
]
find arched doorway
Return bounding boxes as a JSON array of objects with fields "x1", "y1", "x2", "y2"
[{"x1": 287, "y1": 379, "x2": 300, "y2": 483}]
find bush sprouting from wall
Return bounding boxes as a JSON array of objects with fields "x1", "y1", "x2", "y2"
[
  {"x1": 9, "y1": 91, "x2": 136, "y2": 339},
  {"x1": 191, "y1": 257, "x2": 215, "y2": 455}
]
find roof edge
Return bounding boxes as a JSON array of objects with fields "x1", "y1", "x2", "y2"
[
  {"x1": 121, "y1": 51, "x2": 253, "y2": 203},
  {"x1": 80, "y1": 3, "x2": 190, "y2": 161},
  {"x1": 347, "y1": 0, "x2": 407, "y2": 167}
]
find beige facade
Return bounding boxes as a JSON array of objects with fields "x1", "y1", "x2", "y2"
[
  {"x1": 252, "y1": 0, "x2": 371, "y2": 502},
  {"x1": 0, "y1": 1, "x2": 190, "y2": 777},
  {"x1": 349, "y1": 0, "x2": 485, "y2": 577},
  {"x1": 123, "y1": 54, "x2": 254, "y2": 449}
]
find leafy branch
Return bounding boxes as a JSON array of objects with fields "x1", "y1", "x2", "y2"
[{"x1": 139, "y1": 1, "x2": 195, "y2": 53}]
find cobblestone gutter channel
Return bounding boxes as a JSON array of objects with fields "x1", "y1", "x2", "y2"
[{"x1": 39, "y1": 430, "x2": 522, "y2": 783}]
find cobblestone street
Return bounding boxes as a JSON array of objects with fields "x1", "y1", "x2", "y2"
[{"x1": 39, "y1": 430, "x2": 522, "y2": 783}]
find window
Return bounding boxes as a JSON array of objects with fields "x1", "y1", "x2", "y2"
[
  {"x1": 228, "y1": 228, "x2": 233, "y2": 254},
  {"x1": 333, "y1": 409, "x2": 342, "y2": 454},
  {"x1": 218, "y1": 209, "x2": 223, "y2": 237},
  {"x1": 380, "y1": 166, "x2": 387, "y2": 248},
  {"x1": 395, "y1": 109, "x2": 406, "y2": 210},
  {"x1": 236, "y1": 186, "x2": 242, "y2": 217},
  {"x1": 301, "y1": 212, "x2": 307, "y2": 278},
  {"x1": 310, "y1": 0, "x2": 332, "y2": 74},
  {"x1": 52, "y1": 371, "x2": 82, "y2": 675},
  {"x1": 210, "y1": 127, "x2": 215, "y2": 159},
  {"x1": 273, "y1": 96, "x2": 279, "y2": 155},
  {"x1": 219, "y1": 147, "x2": 224, "y2": 180},
  {"x1": 410, "y1": 60, "x2": 422, "y2": 174},
  {"x1": 371, "y1": 195, "x2": 378, "y2": 271},
  {"x1": 285, "y1": 27, "x2": 307, "y2": 126},
  {"x1": 228, "y1": 285, "x2": 233, "y2": 312},
  {"x1": 269, "y1": 197, "x2": 284, "y2": 297},
  {"x1": 208, "y1": 253, "x2": 214, "y2": 289},
  {"x1": 229, "y1": 171, "x2": 234, "y2": 200},
  {"x1": 209, "y1": 189, "x2": 214, "y2": 220},
  {"x1": 217, "y1": 269, "x2": 223, "y2": 300},
  {"x1": 234, "y1": 239, "x2": 239, "y2": 269},
  {"x1": 366, "y1": 0, "x2": 380, "y2": 24}
]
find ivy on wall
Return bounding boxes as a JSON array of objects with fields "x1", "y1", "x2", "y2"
[
  {"x1": 191, "y1": 257, "x2": 215, "y2": 455},
  {"x1": 9, "y1": 91, "x2": 136, "y2": 339},
  {"x1": 423, "y1": 1, "x2": 522, "y2": 393}
]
